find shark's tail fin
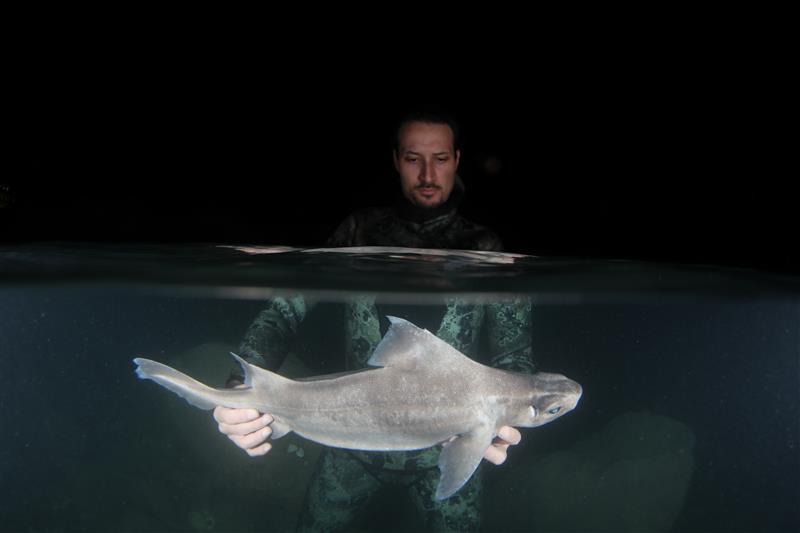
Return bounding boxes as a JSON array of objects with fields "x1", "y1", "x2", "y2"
[{"x1": 134, "y1": 357, "x2": 268, "y2": 411}]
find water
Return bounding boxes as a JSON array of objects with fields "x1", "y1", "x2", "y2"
[{"x1": 1, "y1": 244, "x2": 798, "y2": 532}]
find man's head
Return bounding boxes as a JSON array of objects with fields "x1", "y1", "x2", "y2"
[{"x1": 393, "y1": 113, "x2": 461, "y2": 209}]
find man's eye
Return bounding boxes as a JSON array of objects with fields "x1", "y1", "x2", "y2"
[
  {"x1": 437, "y1": 158, "x2": 449, "y2": 163},
  {"x1": 405, "y1": 158, "x2": 418, "y2": 163}
]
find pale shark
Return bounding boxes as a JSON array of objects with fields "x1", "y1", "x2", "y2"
[{"x1": 134, "y1": 316, "x2": 582, "y2": 499}]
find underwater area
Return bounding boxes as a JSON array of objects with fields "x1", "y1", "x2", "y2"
[{"x1": 0, "y1": 244, "x2": 798, "y2": 532}]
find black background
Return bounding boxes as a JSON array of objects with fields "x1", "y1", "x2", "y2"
[
  {"x1": 5, "y1": 36, "x2": 794, "y2": 274},
  {"x1": 1, "y1": 25, "x2": 797, "y2": 533}
]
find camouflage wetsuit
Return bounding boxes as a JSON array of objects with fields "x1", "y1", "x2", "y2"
[{"x1": 233, "y1": 193, "x2": 534, "y2": 532}]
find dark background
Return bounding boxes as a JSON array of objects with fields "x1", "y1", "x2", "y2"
[
  {"x1": 4, "y1": 41, "x2": 793, "y2": 274},
  {"x1": 2, "y1": 20, "x2": 796, "y2": 533}
]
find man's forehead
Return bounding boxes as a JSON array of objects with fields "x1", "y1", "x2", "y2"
[{"x1": 398, "y1": 121, "x2": 455, "y2": 152}]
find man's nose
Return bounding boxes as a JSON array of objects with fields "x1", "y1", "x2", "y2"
[{"x1": 420, "y1": 160, "x2": 437, "y2": 182}]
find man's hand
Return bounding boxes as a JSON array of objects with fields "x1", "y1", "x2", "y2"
[
  {"x1": 213, "y1": 386, "x2": 274, "y2": 457},
  {"x1": 483, "y1": 426, "x2": 521, "y2": 465}
]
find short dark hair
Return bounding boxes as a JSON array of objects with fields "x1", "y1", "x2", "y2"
[{"x1": 394, "y1": 110, "x2": 462, "y2": 153}]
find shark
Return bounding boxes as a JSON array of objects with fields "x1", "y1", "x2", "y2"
[{"x1": 134, "y1": 316, "x2": 582, "y2": 500}]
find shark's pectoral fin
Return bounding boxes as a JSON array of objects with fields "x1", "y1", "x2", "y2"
[
  {"x1": 269, "y1": 418, "x2": 293, "y2": 439},
  {"x1": 436, "y1": 424, "x2": 495, "y2": 500}
]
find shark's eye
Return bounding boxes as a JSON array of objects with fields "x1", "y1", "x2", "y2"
[{"x1": 547, "y1": 406, "x2": 562, "y2": 415}]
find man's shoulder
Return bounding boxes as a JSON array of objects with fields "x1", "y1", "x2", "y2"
[{"x1": 326, "y1": 207, "x2": 395, "y2": 247}]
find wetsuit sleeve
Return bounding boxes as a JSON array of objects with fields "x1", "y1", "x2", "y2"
[
  {"x1": 485, "y1": 297, "x2": 535, "y2": 374},
  {"x1": 227, "y1": 295, "x2": 315, "y2": 385}
]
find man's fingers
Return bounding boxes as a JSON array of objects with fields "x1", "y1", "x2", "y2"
[
  {"x1": 230, "y1": 426, "x2": 273, "y2": 450},
  {"x1": 483, "y1": 444, "x2": 508, "y2": 465},
  {"x1": 212, "y1": 401, "x2": 276, "y2": 455},
  {"x1": 496, "y1": 426, "x2": 521, "y2": 445},
  {"x1": 483, "y1": 426, "x2": 522, "y2": 466},
  {"x1": 218, "y1": 414, "x2": 273, "y2": 436},
  {"x1": 213, "y1": 406, "x2": 267, "y2": 425},
  {"x1": 245, "y1": 441, "x2": 273, "y2": 457}
]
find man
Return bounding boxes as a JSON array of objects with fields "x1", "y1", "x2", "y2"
[{"x1": 214, "y1": 112, "x2": 533, "y2": 531}]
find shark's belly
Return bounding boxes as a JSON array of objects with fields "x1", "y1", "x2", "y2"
[
  {"x1": 268, "y1": 368, "x2": 491, "y2": 451},
  {"x1": 277, "y1": 403, "x2": 477, "y2": 451}
]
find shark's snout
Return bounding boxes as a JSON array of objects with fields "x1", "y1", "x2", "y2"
[
  {"x1": 567, "y1": 380, "x2": 583, "y2": 409},
  {"x1": 531, "y1": 372, "x2": 583, "y2": 414}
]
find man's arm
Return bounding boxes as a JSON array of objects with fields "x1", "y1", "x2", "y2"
[
  {"x1": 485, "y1": 297, "x2": 535, "y2": 374},
  {"x1": 483, "y1": 296, "x2": 534, "y2": 464},
  {"x1": 230, "y1": 295, "x2": 313, "y2": 381},
  {"x1": 216, "y1": 294, "x2": 315, "y2": 456},
  {"x1": 218, "y1": 208, "x2": 357, "y2": 454}
]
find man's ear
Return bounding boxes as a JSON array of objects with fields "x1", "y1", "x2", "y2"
[
  {"x1": 393, "y1": 149, "x2": 401, "y2": 172},
  {"x1": 455, "y1": 149, "x2": 461, "y2": 168}
]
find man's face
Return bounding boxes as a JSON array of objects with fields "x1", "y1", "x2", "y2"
[{"x1": 394, "y1": 121, "x2": 460, "y2": 209}]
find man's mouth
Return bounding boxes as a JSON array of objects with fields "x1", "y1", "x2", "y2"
[{"x1": 417, "y1": 186, "x2": 439, "y2": 196}]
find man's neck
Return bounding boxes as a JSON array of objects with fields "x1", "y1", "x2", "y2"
[{"x1": 394, "y1": 186, "x2": 463, "y2": 224}]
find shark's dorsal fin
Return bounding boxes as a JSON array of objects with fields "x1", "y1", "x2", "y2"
[
  {"x1": 229, "y1": 352, "x2": 294, "y2": 390},
  {"x1": 367, "y1": 316, "x2": 471, "y2": 371},
  {"x1": 230, "y1": 352, "x2": 255, "y2": 387}
]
